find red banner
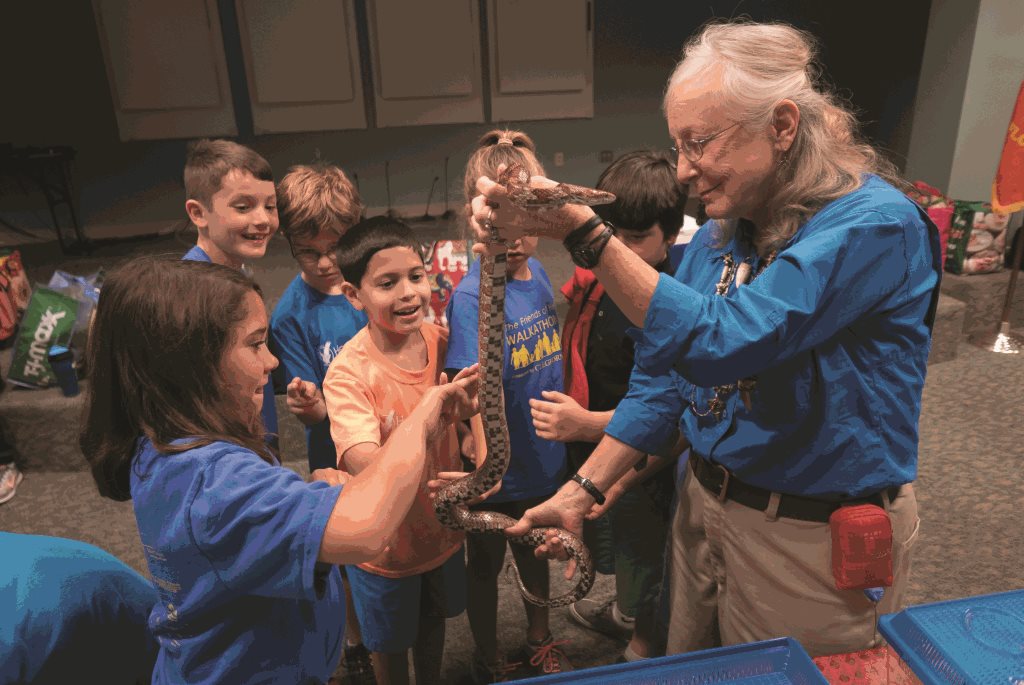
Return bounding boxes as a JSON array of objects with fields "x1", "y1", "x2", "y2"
[{"x1": 993, "y1": 79, "x2": 1024, "y2": 213}]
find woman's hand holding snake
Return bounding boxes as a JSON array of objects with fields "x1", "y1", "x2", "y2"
[
  {"x1": 469, "y1": 166, "x2": 601, "y2": 246},
  {"x1": 503, "y1": 485, "x2": 594, "y2": 580}
]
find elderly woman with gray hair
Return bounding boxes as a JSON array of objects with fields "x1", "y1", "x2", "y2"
[{"x1": 473, "y1": 21, "x2": 941, "y2": 657}]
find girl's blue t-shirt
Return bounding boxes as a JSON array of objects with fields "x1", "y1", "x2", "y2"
[
  {"x1": 131, "y1": 438, "x2": 344, "y2": 683},
  {"x1": 444, "y1": 257, "x2": 567, "y2": 502}
]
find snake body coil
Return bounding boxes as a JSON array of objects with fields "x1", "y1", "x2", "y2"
[{"x1": 433, "y1": 164, "x2": 614, "y2": 607}]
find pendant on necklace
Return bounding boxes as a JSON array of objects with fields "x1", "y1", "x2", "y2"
[
  {"x1": 737, "y1": 377, "x2": 757, "y2": 412},
  {"x1": 735, "y1": 261, "x2": 752, "y2": 287}
]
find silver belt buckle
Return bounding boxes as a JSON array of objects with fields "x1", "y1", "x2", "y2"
[{"x1": 714, "y1": 463, "x2": 731, "y2": 502}]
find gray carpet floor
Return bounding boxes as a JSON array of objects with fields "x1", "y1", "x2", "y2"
[{"x1": 1, "y1": 228, "x2": 1023, "y2": 682}]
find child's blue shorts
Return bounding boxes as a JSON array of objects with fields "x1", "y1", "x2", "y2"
[{"x1": 346, "y1": 547, "x2": 466, "y2": 653}]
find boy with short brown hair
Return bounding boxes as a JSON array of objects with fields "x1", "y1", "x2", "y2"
[
  {"x1": 182, "y1": 139, "x2": 277, "y2": 268},
  {"x1": 323, "y1": 216, "x2": 469, "y2": 685},
  {"x1": 181, "y1": 138, "x2": 280, "y2": 449}
]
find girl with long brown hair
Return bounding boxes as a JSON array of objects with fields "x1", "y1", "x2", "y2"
[{"x1": 80, "y1": 257, "x2": 478, "y2": 683}]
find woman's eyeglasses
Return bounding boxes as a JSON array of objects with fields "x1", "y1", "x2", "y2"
[{"x1": 670, "y1": 122, "x2": 741, "y2": 163}]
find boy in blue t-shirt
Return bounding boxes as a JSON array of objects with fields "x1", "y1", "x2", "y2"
[
  {"x1": 268, "y1": 162, "x2": 372, "y2": 683},
  {"x1": 181, "y1": 139, "x2": 280, "y2": 448},
  {"x1": 443, "y1": 127, "x2": 572, "y2": 682},
  {"x1": 269, "y1": 163, "x2": 367, "y2": 470}
]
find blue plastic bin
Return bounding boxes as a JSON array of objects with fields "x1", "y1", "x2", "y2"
[
  {"x1": 511, "y1": 637, "x2": 827, "y2": 684},
  {"x1": 879, "y1": 588, "x2": 1024, "y2": 685}
]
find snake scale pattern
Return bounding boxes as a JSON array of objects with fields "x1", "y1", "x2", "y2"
[{"x1": 434, "y1": 163, "x2": 615, "y2": 607}]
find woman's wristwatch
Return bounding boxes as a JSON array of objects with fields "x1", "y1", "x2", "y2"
[{"x1": 570, "y1": 472, "x2": 606, "y2": 505}]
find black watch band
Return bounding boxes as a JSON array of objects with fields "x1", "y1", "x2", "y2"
[
  {"x1": 571, "y1": 473, "x2": 606, "y2": 505},
  {"x1": 568, "y1": 226, "x2": 614, "y2": 269},
  {"x1": 563, "y1": 215, "x2": 606, "y2": 250}
]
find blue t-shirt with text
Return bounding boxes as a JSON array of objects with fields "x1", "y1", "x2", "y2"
[
  {"x1": 270, "y1": 274, "x2": 368, "y2": 470},
  {"x1": 131, "y1": 438, "x2": 344, "y2": 684},
  {"x1": 445, "y1": 257, "x2": 567, "y2": 502}
]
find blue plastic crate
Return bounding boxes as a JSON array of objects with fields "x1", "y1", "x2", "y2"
[
  {"x1": 511, "y1": 637, "x2": 827, "y2": 684},
  {"x1": 879, "y1": 588, "x2": 1024, "y2": 685}
]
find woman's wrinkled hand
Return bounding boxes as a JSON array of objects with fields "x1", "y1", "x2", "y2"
[{"x1": 468, "y1": 167, "x2": 594, "y2": 249}]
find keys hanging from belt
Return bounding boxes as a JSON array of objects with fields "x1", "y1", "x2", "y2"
[
  {"x1": 708, "y1": 393, "x2": 728, "y2": 421},
  {"x1": 691, "y1": 378, "x2": 759, "y2": 421}
]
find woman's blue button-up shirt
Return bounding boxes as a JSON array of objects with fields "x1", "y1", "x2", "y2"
[{"x1": 605, "y1": 175, "x2": 941, "y2": 498}]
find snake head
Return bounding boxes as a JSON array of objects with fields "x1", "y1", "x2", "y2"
[
  {"x1": 496, "y1": 162, "x2": 615, "y2": 210},
  {"x1": 496, "y1": 163, "x2": 531, "y2": 189}
]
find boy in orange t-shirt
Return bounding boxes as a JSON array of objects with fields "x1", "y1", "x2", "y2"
[{"x1": 322, "y1": 216, "x2": 467, "y2": 685}]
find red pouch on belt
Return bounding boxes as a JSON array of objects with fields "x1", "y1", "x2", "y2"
[{"x1": 829, "y1": 504, "x2": 893, "y2": 590}]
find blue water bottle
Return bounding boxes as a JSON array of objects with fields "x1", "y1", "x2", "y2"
[{"x1": 47, "y1": 345, "x2": 80, "y2": 397}]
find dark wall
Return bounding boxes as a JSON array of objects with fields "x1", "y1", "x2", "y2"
[
  {"x1": 1, "y1": 1, "x2": 930, "y2": 232},
  {"x1": 594, "y1": 0, "x2": 932, "y2": 161}
]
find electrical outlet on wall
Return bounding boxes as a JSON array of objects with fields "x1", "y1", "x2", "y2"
[
  {"x1": 553, "y1": 152, "x2": 565, "y2": 167},
  {"x1": 599, "y1": 150, "x2": 613, "y2": 163}
]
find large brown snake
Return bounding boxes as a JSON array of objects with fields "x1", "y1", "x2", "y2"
[{"x1": 433, "y1": 164, "x2": 615, "y2": 607}]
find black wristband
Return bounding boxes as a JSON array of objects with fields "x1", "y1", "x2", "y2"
[
  {"x1": 568, "y1": 226, "x2": 614, "y2": 269},
  {"x1": 571, "y1": 473, "x2": 606, "y2": 505},
  {"x1": 563, "y1": 215, "x2": 606, "y2": 250}
]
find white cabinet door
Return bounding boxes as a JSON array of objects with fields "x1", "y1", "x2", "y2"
[
  {"x1": 235, "y1": 0, "x2": 367, "y2": 133},
  {"x1": 366, "y1": 0, "x2": 485, "y2": 127},
  {"x1": 487, "y1": 0, "x2": 593, "y2": 121},
  {"x1": 92, "y1": 0, "x2": 238, "y2": 140}
]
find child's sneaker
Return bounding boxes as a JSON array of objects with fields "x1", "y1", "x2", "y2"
[
  {"x1": 568, "y1": 597, "x2": 634, "y2": 642},
  {"x1": 614, "y1": 643, "x2": 648, "y2": 664},
  {"x1": 523, "y1": 634, "x2": 573, "y2": 676},
  {"x1": 0, "y1": 463, "x2": 23, "y2": 505},
  {"x1": 470, "y1": 651, "x2": 521, "y2": 684},
  {"x1": 334, "y1": 642, "x2": 374, "y2": 684}
]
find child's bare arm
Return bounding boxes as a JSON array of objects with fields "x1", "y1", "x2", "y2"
[{"x1": 317, "y1": 365, "x2": 480, "y2": 565}]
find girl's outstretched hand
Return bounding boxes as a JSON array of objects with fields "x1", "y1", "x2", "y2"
[
  {"x1": 419, "y1": 364, "x2": 480, "y2": 439},
  {"x1": 310, "y1": 468, "x2": 350, "y2": 488}
]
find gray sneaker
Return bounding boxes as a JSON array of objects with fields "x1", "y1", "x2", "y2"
[
  {"x1": 568, "y1": 597, "x2": 634, "y2": 642},
  {"x1": 0, "y1": 463, "x2": 23, "y2": 505}
]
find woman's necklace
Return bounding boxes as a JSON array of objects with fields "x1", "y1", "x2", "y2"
[{"x1": 690, "y1": 249, "x2": 777, "y2": 421}]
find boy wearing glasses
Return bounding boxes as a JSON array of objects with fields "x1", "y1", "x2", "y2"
[
  {"x1": 268, "y1": 163, "x2": 373, "y2": 682},
  {"x1": 270, "y1": 162, "x2": 368, "y2": 467}
]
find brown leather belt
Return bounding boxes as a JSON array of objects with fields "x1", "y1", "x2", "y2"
[{"x1": 689, "y1": 455, "x2": 902, "y2": 523}]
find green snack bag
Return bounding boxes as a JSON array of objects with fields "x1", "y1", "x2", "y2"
[
  {"x1": 945, "y1": 200, "x2": 1008, "y2": 275},
  {"x1": 945, "y1": 201, "x2": 980, "y2": 274},
  {"x1": 7, "y1": 285, "x2": 79, "y2": 388}
]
